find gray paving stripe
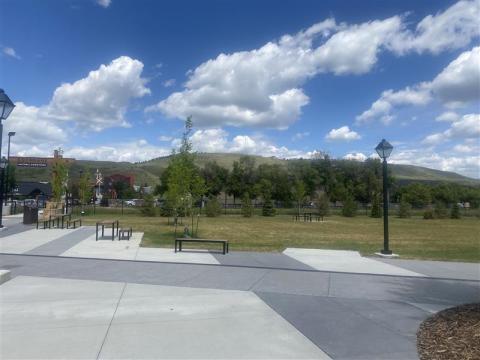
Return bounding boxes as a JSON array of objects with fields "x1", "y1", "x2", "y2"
[
  {"x1": 25, "y1": 227, "x2": 96, "y2": 256},
  {"x1": 0, "y1": 222, "x2": 35, "y2": 238},
  {"x1": 1, "y1": 254, "x2": 479, "y2": 306},
  {"x1": 213, "y1": 250, "x2": 316, "y2": 270},
  {"x1": 256, "y1": 291, "x2": 421, "y2": 360}
]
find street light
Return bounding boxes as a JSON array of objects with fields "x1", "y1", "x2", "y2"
[
  {"x1": 5, "y1": 131, "x2": 16, "y2": 205},
  {"x1": 0, "y1": 157, "x2": 8, "y2": 228},
  {"x1": 375, "y1": 139, "x2": 393, "y2": 255}
]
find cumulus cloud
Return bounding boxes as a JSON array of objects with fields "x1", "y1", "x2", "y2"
[
  {"x1": 163, "y1": 79, "x2": 176, "y2": 87},
  {"x1": 325, "y1": 126, "x2": 361, "y2": 141},
  {"x1": 292, "y1": 132, "x2": 310, "y2": 141},
  {"x1": 388, "y1": 0, "x2": 480, "y2": 55},
  {"x1": 148, "y1": 1, "x2": 479, "y2": 129},
  {"x1": 436, "y1": 111, "x2": 460, "y2": 122},
  {"x1": 357, "y1": 47, "x2": 480, "y2": 124},
  {"x1": 422, "y1": 113, "x2": 480, "y2": 145},
  {"x1": 46, "y1": 56, "x2": 150, "y2": 131},
  {"x1": 343, "y1": 152, "x2": 368, "y2": 161},
  {"x1": 2, "y1": 47, "x2": 21, "y2": 59}
]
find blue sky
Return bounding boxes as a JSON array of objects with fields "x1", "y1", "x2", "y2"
[{"x1": 1, "y1": 0, "x2": 479, "y2": 177}]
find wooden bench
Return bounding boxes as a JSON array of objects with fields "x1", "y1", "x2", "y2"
[
  {"x1": 175, "y1": 238, "x2": 229, "y2": 255},
  {"x1": 67, "y1": 218, "x2": 82, "y2": 229},
  {"x1": 119, "y1": 227, "x2": 132, "y2": 240}
]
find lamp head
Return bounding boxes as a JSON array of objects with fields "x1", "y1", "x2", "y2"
[
  {"x1": 375, "y1": 139, "x2": 393, "y2": 160},
  {"x1": 0, "y1": 89, "x2": 15, "y2": 120}
]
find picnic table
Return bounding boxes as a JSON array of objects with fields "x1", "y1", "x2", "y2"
[
  {"x1": 96, "y1": 220, "x2": 120, "y2": 241},
  {"x1": 293, "y1": 213, "x2": 323, "y2": 222}
]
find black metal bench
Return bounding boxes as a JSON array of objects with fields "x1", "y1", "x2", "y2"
[
  {"x1": 119, "y1": 227, "x2": 132, "y2": 240},
  {"x1": 175, "y1": 238, "x2": 229, "y2": 255},
  {"x1": 37, "y1": 215, "x2": 59, "y2": 229},
  {"x1": 67, "y1": 218, "x2": 82, "y2": 229}
]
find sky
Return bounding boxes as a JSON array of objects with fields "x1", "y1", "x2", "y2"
[{"x1": 0, "y1": 0, "x2": 479, "y2": 177}]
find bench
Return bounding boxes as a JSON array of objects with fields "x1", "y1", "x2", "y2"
[
  {"x1": 96, "y1": 220, "x2": 119, "y2": 241},
  {"x1": 175, "y1": 238, "x2": 229, "y2": 255},
  {"x1": 59, "y1": 213, "x2": 71, "y2": 229},
  {"x1": 119, "y1": 227, "x2": 132, "y2": 240},
  {"x1": 37, "y1": 215, "x2": 59, "y2": 229},
  {"x1": 67, "y1": 218, "x2": 82, "y2": 229}
]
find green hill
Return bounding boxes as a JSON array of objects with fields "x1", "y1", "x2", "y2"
[{"x1": 14, "y1": 152, "x2": 479, "y2": 187}]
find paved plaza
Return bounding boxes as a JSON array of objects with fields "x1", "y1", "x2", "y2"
[{"x1": 1, "y1": 217, "x2": 479, "y2": 359}]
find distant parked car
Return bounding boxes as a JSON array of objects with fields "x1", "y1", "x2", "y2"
[{"x1": 124, "y1": 200, "x2": 136, "y2": 206}]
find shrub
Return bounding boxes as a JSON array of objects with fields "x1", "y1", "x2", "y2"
[
  {"x1": 342, "y1": 196, "x2": 357, "y2": 217},
  {"x1": 397, "y1": 198, "x2": 412, "y2": 218},
  {"x1": 370, "y1": 193, "x2": 382, "y2": 218},
  {"x1": 262, "y1": 197, "x2": 276, "y2": 216},
  {"x1": 450, "y1": 203, "x2": 461, "y2": 219},
  {"x1": 315, "y1": 193, "x2": 330, "y2": 218},
  {"x1": 241, "y1": 192, "x2": 254, "y2": 217},
  {"x1": 205, "y1": 196, "x2": 222, "y2": 217},
  {"x1": 140, "y1": 195, "x2": 156, "y2": 217},
  {"x1": 423, "y1": 208, "x2": 434, "y2": 219},
  {"x1": 434, "y1": 201, "x2": 448, "y2": 219}
]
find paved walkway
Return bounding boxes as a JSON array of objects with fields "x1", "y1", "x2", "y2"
[{"x1": 1, "y1": 220, "x2": 479, "y2": 359}]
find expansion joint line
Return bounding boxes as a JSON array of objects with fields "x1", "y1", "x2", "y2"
[{"x1": 96, "y1": 282, "x2": 127, "y2": 359}]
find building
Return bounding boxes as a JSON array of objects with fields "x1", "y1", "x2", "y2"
[
  {"x1": 104, "y1": 174, "x2": 135, "y2": 199},
  {"x1": 9, "y1": 149, "x2": 75, "y2": 168},
  {"x1": 14, "y1": 181, "x2": 52, "y2": 198}
]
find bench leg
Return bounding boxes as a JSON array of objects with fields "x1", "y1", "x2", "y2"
[
  {"x1": 112, "y1": 226, "x2": 114, "y2": 241},
  {"x1": 96, "y1": 223, "x2": 98, "y2": 241}
]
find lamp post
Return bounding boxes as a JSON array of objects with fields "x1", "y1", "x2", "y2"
[
  {"x1": 0, "y1": 90, "x2": 15, "y2": 225},
  {"x1": 0, "y1": 157, "x2": 8, "y2": 228},
  {"x1": 375, "y1": 139, "x2": 393, "y2": 255},
  {"x1": 5, "y1": 131, "x2": 16, "y2": 205}
]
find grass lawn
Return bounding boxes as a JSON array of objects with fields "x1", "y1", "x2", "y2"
[{"x1": 77, "y1": 208, "x2": 480, "y2": 262}]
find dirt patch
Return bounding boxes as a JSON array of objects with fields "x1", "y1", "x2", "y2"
[{"x1": 417, "y1": 303, "x2": 480, "y2": 360}]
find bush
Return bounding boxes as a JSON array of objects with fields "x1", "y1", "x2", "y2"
[
  {"x1": 397, "y1": 198, "x2": 411, "y2": 218},
  {"x1": 450, "y1": 203, "x2": 461, "y2": 219},
  {"x1": 241, "y1": 193, "x2": 254, "y2": 217},
  {"x1": 342, "y1": 196, "x2": 357, "y2": 217},
  {"x1": 370, "y1": 193, "x2": 382, "y2": 218},
  {"x1": 423, "y1": 208, "x2": 434, "y2": 219},
  {"x1": 140, "y1": 195, "x2": 156, "y2": 217},
  {"x1": 315, "y1": 193, "x2": 330, "y2": 218},
  {"x1": 262, "y1": 197, "x2": 276, "y2": 216},
  {"x1": 434, "y1": 201, "x2": 448, "y2": 219},
  {"x1": 205, "y1": 196, "x2": 222, "y2": 217}
]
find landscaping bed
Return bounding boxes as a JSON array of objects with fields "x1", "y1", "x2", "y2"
[{"x1": 417, "y1": 303, "x2": 480, "y2": 360}]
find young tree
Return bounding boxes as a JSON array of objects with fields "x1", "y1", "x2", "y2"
[
  {"x1": 292, "y1": 180, "x2": 306, "y2": 216},
  {"x1": 241, "y1": 192, "x2": 253, "y2": 217},
  {"x1": 51, "y1": 160, "x2": 68, "y2": 203},
  {"x1": 397, "y1": 197, "x2": 412, "y2": 218},
  {"x1": 205, "y1": 196, "x2": 222, "y2": 217},
  {"x1": 370, "y1": 192, "x2": 382, "y2": 218},
  {"x1": 141, "y1": 194, "x2": 157, "y2": 217},
  {"x1": 78, "y1": 172, "x2": 92, "y2": 214},
  {"x1": 434, "y1": 201, "x2": 448, "y2": 219},
  {"x1": 315, "y1": 192, "x2": 330, "y2": 219},
  {"x1": 262, "y1": 196, "x2": 276, "y2": 216}
]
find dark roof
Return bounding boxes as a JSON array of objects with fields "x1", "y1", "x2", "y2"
[{"x1": 15, "y1": 182, "x2": 52, "y2": 197}]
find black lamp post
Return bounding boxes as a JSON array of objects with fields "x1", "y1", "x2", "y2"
[
  {"x1": 5, "y1": 131, "x2": 16, "y2": 205},
  {"x1": 0, "y1": 157, "x2": 8, "y2": 228},
  {"x1": 375, "y1": 139, "x2": 393, "y2": 255}
]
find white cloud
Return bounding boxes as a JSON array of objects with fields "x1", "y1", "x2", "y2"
[
  {"x1": 436, "y1": 111, "x2": 460, "y2": 122},
  {"x1": 2, "y1": 47, "x2": 20, "y2": 59},
  {"x1": 343, "y1": 152, "x2": 367, "y2": 161},
  {"x1": 325, "y1": 126, "x2": 361, "y2": 141},
  {"x1": 292, "y1": 132, "x2": 310, "y2": 141},
  {"x1": 430, "y1": 46, "x2": 480, "y2": 107},
  {"x1": 357, "y1": 46, "x2": 480, "y2": 124},
  {"x1": 3, "y1": 102, "x2": 67, "y2": 155},
  {"x1": 65, "y1": 140, "x2": 170, "y2": 163},
  {"x1": 356, "y1": 83, "x2": 432, "y2": 124},
  {"x1": 391, "y1": 148, "x2": 480, "y2": 178},
  {"x1": 158, "y1": 135, "x2": 173, "y2": 142},
  {"x1": 96, "y1": 0, "x2": 111, "y2": 8},
  {"x1": 422, "y1": 113, "x2": 480, "y2": 145},
  {"x1": 148, "y1": 2, "x2": 479, "y2": 130},
  {"x1": 388, "y1": 0, "x2": 480, "y2": 55},
  {"x1": 453, "y1": 143, "x2": 479, "y2": 153},
  {"x1": 46, "y1": 56, "x2": 150, "y2": 131},
  {"x1": 163, "y1": 79, "x2": 176, "y2": 87}
]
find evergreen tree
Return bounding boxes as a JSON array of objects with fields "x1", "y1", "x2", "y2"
[
  {"x1": 315, "y1": 193, "x2": 330, "y2": 218},
  {"x1": 205, "y1": 196, "x2": 222, "y2": 217},
  {"x1": 342, "y1": 195, "x2": 357, "y2": 217},
  {"x1": 141, "y1": 194, "x2": 156, "y2": 217},
  {"x1": 434, "y1": 201, "x2": 448, "y2": 219},
  {"x1": 241, "y1": 192, "x2": 254, "y2": 217},
  {"x1": 262, "y1": 196, "x2": 276, "y2": 216},
  {"x1": 450, "y1": 202, "x2": 461, "y2": 219}
]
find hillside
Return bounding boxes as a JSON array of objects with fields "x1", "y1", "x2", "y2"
[{"x1": 14, "y1": 153, "x2": 479, "y2": 187}]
